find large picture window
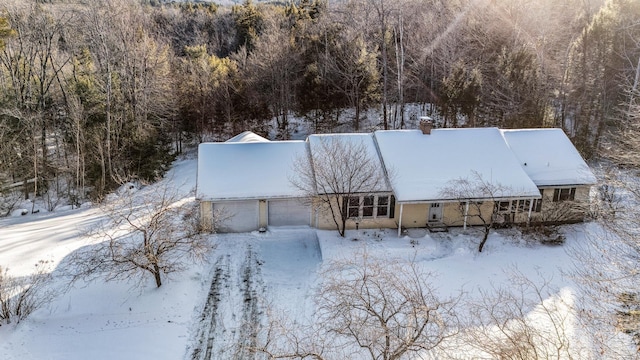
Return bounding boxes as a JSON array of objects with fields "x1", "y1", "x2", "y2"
[{"x1": 343, "y1": 195, "x2": 395, "y2": 219}]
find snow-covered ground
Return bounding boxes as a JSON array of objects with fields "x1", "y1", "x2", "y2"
[{"x1": 0, "y1": 156, "x2": 631, "y2": 359}]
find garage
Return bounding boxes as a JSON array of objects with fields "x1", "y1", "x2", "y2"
[
  {"x1": 212, "y1": 200, "x2": 259, "y2": 232},
  {"x1": 268, "y1": 199, "x2": 311, "y2": 227}
]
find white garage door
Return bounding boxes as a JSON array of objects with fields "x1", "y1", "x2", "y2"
[
  {"x1": 213, "y1": 200, "x2": 258, "y2": 232},
  {"x1": 268, "y1": 199, "x2": 311, "y2": 227}
]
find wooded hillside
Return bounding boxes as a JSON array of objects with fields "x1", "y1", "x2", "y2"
[{"x1": 0, "y1": 0, "x2": 638, "y2": 203}]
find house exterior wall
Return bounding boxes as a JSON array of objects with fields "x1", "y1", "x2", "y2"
[
  {"x1": 529, "y1": 185, "x2": 591, "y2": 224},
  {"x1": 442, "y1": 201, "x2": 497, "y2": 227},
  {"x1": 396, "y1": 203, "x2": 426, "y2": 228},
  {"x1": 259, "y1": 200, "x2": 268, "y2": 228},
  {"x1": 200, "y1": 201, "x2": 214, "y2": 232},
  {"x1": 200, "y1": 185, "x2": 592, "y2": 232}
]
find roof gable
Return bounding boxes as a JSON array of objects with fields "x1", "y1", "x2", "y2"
[{"x1": 225, "y1": 131, "x2": 270, "y2": 143}]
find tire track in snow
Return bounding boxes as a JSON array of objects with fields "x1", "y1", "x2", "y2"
[
  {"x1": 190, "y1": 254, "x2": 231, "y2": 360},
  {"x1": 234, "y1": 245, "x2": 265, "y2": 359},
  {"x1": 191, "y1": 243, "x2": 266, "y2": 360}
]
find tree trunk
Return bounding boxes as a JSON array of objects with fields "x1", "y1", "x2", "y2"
[
  {"x1": 153, "y1": 263, "x2": 162, "y2": 287},
  {"x1": 355, "y1": 97, "x2": 361, "y2": 131},
  {"x1": 479, "y1": 226, "x2": 490, "y2": 252}
]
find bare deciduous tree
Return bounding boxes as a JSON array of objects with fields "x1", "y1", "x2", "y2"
[
  {"x1": 69, "y1": 182, "x2": 212, "y2": 288},
  {"x1": 255, "y1": 252, "x2": 459, "y2": 359},
  {"x1": 440, "y1": 170, "x2": 510, "y2": 252},
  {"x1": 316, "y1": 252, "x2": 459, "y2": 359},
  {"x1": 291, "y1": 136, "x2": 388, "y2": 237}
]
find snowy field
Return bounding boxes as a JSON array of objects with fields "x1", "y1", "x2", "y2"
[{"x1": 0, "y1": 156, "x2": 628, "y2": 359}]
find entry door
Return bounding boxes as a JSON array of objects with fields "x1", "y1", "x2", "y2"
[{"x1": 428, "y1": 203, "x2": 443, "y2": 222}]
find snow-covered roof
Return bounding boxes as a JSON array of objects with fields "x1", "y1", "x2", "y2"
[
  {"x1": 501, "y1": 128, "x2": 597, "y2": 186},
  {"x1": 225, "y1": 131, "x2": 270, "y2": 143},
  {"x1": 198, "y1": 128, "x2": 594, "y2": 203},
  {"x1": 374, "y1": 129, "x2": 542, "y2": 202},
  {"x1": 307, "y1": 133, "x2": 391, "y2": 193},
  {"x1": 196, "y1": 141, "x2": 308, "y2": 200}
]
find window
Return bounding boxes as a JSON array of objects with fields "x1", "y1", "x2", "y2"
[
  {"x1": 534, "y1": 189, "x2": 543, "y2": 212},
  {"x1": 377, "y1": 195, "x2": 389, "y2": 217},
  {"x1": 553, "y1": 188, "x2": 576, "y2": 202},
  {"x1": 517, "y1": 199, "x2": 530, "y2": 212},
  {"x1": 343, "y1": 195, "x2": 394, "y2": 219},
  {"x1": 498, "y1": 201, "x2": 511, "y2": 212},
  {"x1": 347, "y1": 196, "x2": 359, "y2": 217},
  {"x1": 362, "y1": 196, "x2": 374, "y2": 217}
]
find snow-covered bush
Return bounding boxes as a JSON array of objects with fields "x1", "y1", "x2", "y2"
[
  {"x1": 0, "y1": 261, "x2": 57, "y2": 325},
  {"x1": 0, "y1": 190, "x2": 21, "y2": 217}
]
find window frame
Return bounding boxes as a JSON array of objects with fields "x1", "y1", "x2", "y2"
[
  {"x1": 362, "y1": 195, "x2": 375, "y2": 218},
  {"x1": 517, "y1": 199, "x2": 530, "y2": 212},
  {"x1": 553, "y1": 187, "x2": 576, "y2": 202},
  {"x1": 347, "y1": 196, "x2": 360, "y2": 218},
  {"x1": 498, "y1": 200, "x2": 511, "y2": 213},
  {"x1": 534, "y1": 189, "x2": 543, "y2": 212}
]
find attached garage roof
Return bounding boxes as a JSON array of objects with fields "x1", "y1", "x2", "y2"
[
  {"x1": 501, "y1": 129, "x2": 597, "y2": 186},
  {"x1": 197, "y1": 140, "x2": 308, "y2": 201},
  {"x1": 374, "y1": 128, "x2": 541, "y2": 202}
]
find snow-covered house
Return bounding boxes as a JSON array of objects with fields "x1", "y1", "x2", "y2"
[{"x1": 196, "y1": 127, "x2": 596, "y2": 233}]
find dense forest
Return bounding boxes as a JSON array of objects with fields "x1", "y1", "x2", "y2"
[{"x1": 0, "y1": 0, "x2": 638, "y2": 206}]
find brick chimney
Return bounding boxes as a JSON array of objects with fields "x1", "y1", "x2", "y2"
[{"x1": 419, "y1": 116, "x2": 433, "y2": 135}]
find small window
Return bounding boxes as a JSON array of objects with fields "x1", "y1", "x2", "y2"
[
  {"x1": 362, "y1": 196, "x2": 374, "y2": 217},
  {"x1": 553, "y1": 188, "x2": 576, "y2": 202}
]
